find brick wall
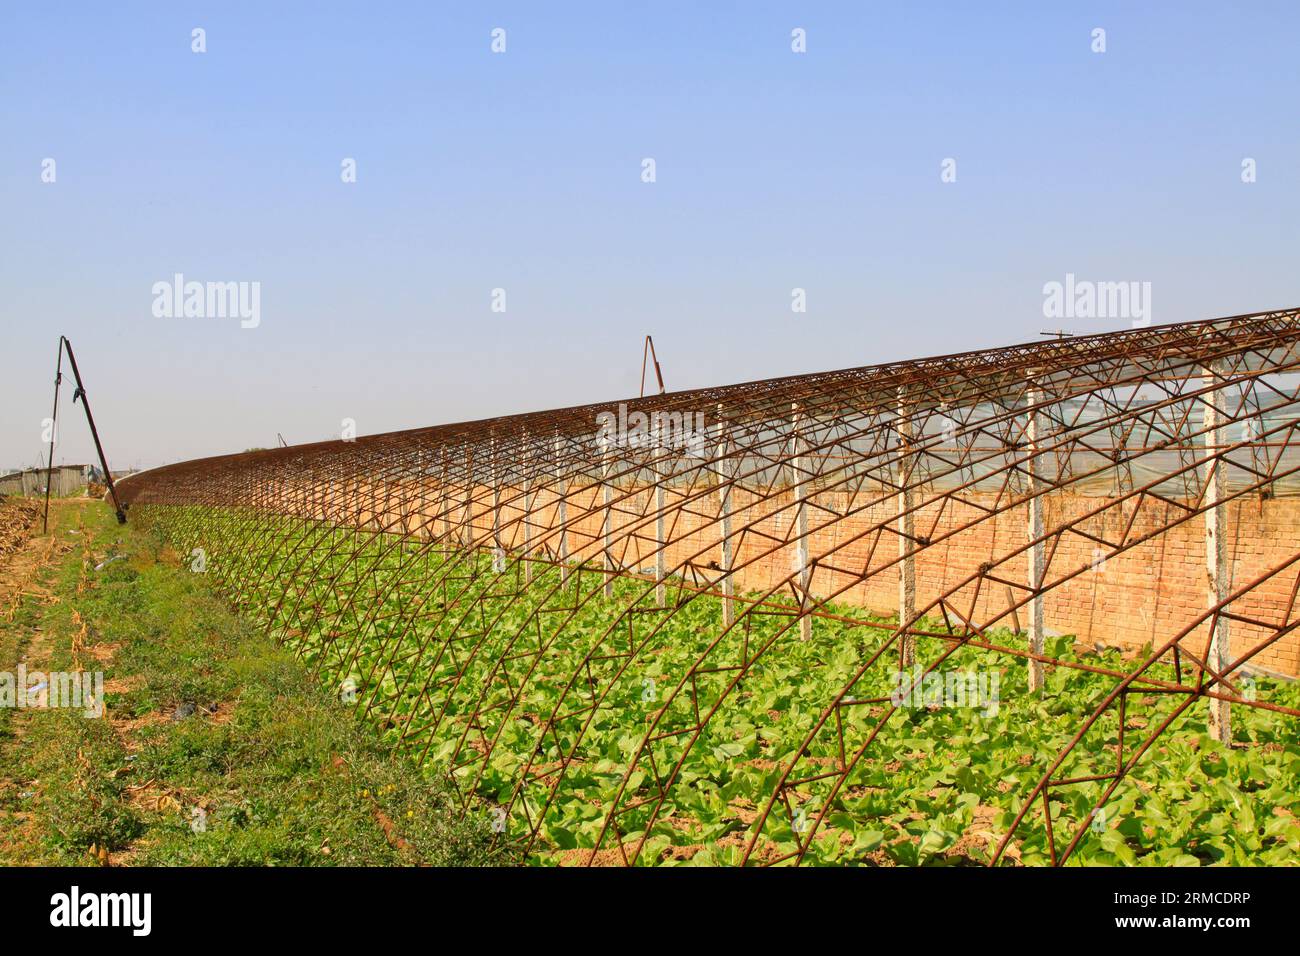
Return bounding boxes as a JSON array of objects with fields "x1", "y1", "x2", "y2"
[
  {"x1": 477, "y1": 481, "x2": 1300, "y2": 677},
  {"x1": 245, "y1": 475, "x2": 1300, "y2": 677}
]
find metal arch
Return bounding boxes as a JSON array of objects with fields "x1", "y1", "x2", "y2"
[
  {"x1": 582, "y1": 343, "x2": 1300, "y2": 864},
  {"x1": 493, "y1": 319, "x2": 1300, "y2": 858},
  {"x1": 117, "y1": 307, "x2": 1300, "y2": 865},
  {"x1": 742, "y1": 412, "x2": 1300, "y2": 865},
  {"x1": 992, "y1": 552, "x2": 1300, "y2": 866}
]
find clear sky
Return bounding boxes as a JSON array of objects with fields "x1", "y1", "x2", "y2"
[{"x1": 2, "y1": 2, "x2": 1298, "y2": 471}]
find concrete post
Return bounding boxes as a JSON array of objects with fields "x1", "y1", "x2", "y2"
[
  {"x1": 792, "y1": 402, "x2": 812, "y2": 642},
  {"x1": 896, "y1": 388, "x2": 916, "y2": 666},
  {"x1": 602, "y1": 439, "x2": 614, "y2": 599},
  {"x1": 440, "y1": 446, "x2": 450, "y2": 546},
  {"x1": 490, "y1": 435, "x2": 500, "y2": 550},
  {"x1": 463, "y1": 444, "x2": 473, "y2": 547},
  {"x1": 1203, "y1": 363, "x2": 1232, "y2": 743},
  {"x1": 522, "y1": 430, "x2": 533, "y2": 583},
  {"x1": 715, "y1": 403, "x2": 735, "y2": 628},
  {"x1": 555, "y1": 429, "x2": 569, "y2": 585},
  {"x1": 655, "y1": 428, "x2": 668, "y2": 607},
  {"x1": 1027, "y1": 380, "x2": 1045, "y2": 692}
]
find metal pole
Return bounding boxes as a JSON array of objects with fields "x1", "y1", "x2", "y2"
[
  {"x1": 41, "y1": 338, "x2": 65, "y2": 533},
  {"x1": 61, "y1": 337, "x2": 126, "y2": 523}
]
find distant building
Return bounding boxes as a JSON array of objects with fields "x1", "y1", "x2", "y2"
[{"x1": 0, "y1": 465, "x2": 91, "y2": 498}]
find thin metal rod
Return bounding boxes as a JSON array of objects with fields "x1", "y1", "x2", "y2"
[
  {"x1": 41, "y1": 338, "x2": 65, "y2": 533},
  {"x1": 60, "y1": 336, "x2": 126, "y2": 523},
  {"x1": 640, "y1": 335, "x2": 665, "y2": 397}
]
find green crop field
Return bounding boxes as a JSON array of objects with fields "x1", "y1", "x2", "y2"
[{"x1": 137, "y1": 505, "x2": 1300, "y2": 866}]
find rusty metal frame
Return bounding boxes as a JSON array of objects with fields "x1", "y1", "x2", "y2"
[{"x1": 117, "y1": 308, "x2": 1300, "y2": 865}]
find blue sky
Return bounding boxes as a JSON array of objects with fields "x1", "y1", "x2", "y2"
[{"x1": 2, "y1": 2, "x2": 1298, "y2": 470}]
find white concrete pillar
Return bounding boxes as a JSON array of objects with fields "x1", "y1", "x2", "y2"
[
  {"x1": 655, "y1": 431, "x2": 668, "y2": 607},
  {"x1": 1203, "y1": 362, "x2": 1231, "y2": 743},
  {"x1": 463, "y1": 444, "x2": 473, "y2": 547},
  {"x1": 602, "y1": 440, "x2": 614, "y2": 599},
  {"x1": 522, "y1": 430, "x2": 533, "y2": 583},
  {"x1": 715, "y1": 403, "x2": 735, "y2": 628},
  {"x1": 792, "y1": 402, "x2": 812, "y2": 642},
  {"x1": 1027, "y1": 380, "x2": 1045, "y2": 692},
  {"x1": 490, "y1": 435, "x2": 500, "y2": 549},
  {"x1": 555, "y1": 429, "x2": 569, "y2": 585},
  {"x1": 896, "y1": 388, "x2": 916, "y2": 666},
  {"x1": 440, "y1": 446, "x2": 450, "y2": 546}
]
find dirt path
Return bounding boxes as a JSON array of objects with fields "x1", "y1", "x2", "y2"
[{"x1": 0, "y1": 498, "x2": 90, "y2": 863}]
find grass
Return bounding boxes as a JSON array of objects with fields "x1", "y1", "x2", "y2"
[{"x1": 0, "y1": 500, "x2": 497, "y2": 866}]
